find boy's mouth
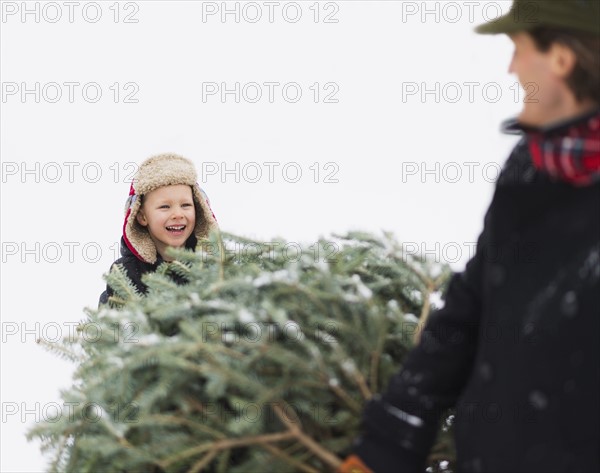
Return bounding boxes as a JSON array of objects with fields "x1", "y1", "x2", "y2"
[{"x1": 166, "y1": 225, "x2": 186, "y2": 235}]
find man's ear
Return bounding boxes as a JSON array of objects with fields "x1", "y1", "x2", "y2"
[
  {"x1": 549, "y1": 42, "x2": 577, "y2": 79},
  {"x1": 136, "y1": 210, "x2": 148, "y2": 227}
]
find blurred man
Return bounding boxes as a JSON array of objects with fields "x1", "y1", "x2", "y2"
[{"x1": 341, "y1": 1, "x2": 600, "y2": 471}]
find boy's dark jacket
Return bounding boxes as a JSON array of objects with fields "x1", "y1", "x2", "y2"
[
  {"x1": 354, "y1": 112, "x2": 600, "y2": 472},
  {"x1": 98, "y1": 234, "x2": 197, "y2": 306}
]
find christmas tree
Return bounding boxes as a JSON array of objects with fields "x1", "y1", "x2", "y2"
[{"x1": 29, "y1": 231, "x2": 455, "y2": 472}]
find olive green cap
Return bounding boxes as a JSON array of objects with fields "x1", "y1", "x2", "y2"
[{"x1": 476, "y1": 0, "x2": 600, "y2": 36}]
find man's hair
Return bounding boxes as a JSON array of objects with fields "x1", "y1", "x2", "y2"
[{"x1": 528, "y1": 27, "x2": 600, "y2": 105}]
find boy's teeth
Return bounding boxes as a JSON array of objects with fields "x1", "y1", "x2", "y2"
[{"x1": 167, "y1": 225, "x2": 185, "y2": 230}]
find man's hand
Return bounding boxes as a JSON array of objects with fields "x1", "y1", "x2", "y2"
[{"x1": 338, "y1": 454, "x2": 374, "y2": 473}]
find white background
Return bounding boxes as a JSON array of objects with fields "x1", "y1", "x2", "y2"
[{"x1": 1, "y1": 1, "x2": 522, "y2": 470}]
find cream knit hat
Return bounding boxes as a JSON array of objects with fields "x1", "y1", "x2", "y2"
[{"x1": 123, "y1": 154, "x2": 219, "y2": 264}]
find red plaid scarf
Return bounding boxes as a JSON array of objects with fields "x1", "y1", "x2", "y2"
[{"x1": 526, "y1": 110, "x2": 600, "y2": 186}]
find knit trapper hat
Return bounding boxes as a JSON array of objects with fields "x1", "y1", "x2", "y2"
[{"x1": 123, "y1": 153, "x2": 219, "y2": 264}]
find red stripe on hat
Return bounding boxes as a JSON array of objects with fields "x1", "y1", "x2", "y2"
[
  {"x1": 122, "y1": 207, "x2": 145, "y2": 262},
  {"x1": 122, "y1": 182, "x2": 146, "y2": 262}
]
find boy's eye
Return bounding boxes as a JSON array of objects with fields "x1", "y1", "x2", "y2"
[
  {"x1": 182, "y1": 203, "x2": 193, "y2": 207},
  {"x1": 159, "y1": 205, "x2": 170, "y2": 209}
]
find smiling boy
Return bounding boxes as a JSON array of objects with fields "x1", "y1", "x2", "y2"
[
  {"x1": 99, "y1": 154, "x2": 219, "y2": 306},
  {"x1": 341, "y1": 1, "x2": 600, "y2": 472}
]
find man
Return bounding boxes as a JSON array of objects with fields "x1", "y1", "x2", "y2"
[{"x1": 340, "y1": 1, "x2": 600, "y2": 471}]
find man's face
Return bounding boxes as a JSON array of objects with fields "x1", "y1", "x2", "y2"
[
  {"x1": 508, "y1": 32, "x2": 573, "y2": 127},
  {"x1": 136, "y1": 184, "x2": 196, "y2": 261}
]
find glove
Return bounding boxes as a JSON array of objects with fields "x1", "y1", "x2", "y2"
[
  {"x1": 338, "y1": 454, "x2": 374, "y2": 473},
  {"x1": 347, "y1": 395, "x2": 432, "y2": 472}
]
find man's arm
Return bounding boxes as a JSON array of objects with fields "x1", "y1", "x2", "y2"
[{"x1": 349, "y1": 213, "x2": 488, "y2": 472}]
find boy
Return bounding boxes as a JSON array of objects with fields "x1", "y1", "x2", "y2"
[
  {"x1": 99, "y1": 153, "x2": 219, "y2": 306},
  {"x1": 341, "y1": 1, "x2": 600, "y2": 472}
]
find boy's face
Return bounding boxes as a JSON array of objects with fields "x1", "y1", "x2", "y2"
[
  {"x1": 508, "y1": 32, "x2": 576, "y2": 127},
  {"x1": 136, "y1": 184, "x2": 196, "y2": 261}
]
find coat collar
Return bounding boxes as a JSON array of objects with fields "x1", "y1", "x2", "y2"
[{"x1": 501, "y1": 107, "x2": 600, "y2": 136}]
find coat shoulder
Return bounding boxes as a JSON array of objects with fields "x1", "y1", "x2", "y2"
[{"x1": 496, "y1": 138, "x2": 545, "y2": 186}]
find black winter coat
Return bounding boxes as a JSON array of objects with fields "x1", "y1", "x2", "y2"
[
  {"x1": 98, "y1": 234, "x2": 197, "y2": 307},
  {"x1": 354, "y1": 126, "x2": 600, "y2": 472}
]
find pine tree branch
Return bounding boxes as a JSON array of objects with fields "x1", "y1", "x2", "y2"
[
  {"x1": 210, "y1": 232, "x2": 226, "y2": 282},
  {"x1": 36, "y1": 338, "x2": 83, "y2": 363},
  {"x1": 427, "y1": 452, "x2": 454, "y2": 463},
  {"x1": 158, "y1": 431, "x2": 296, "y2": 469},
  {"x1": 404, "y1": 260, "x2": 437, "y2": 291},
  {"x1": 213, "y1": 431, "x2": 296, "y2": 449},
  {"x1": 147, "y1": 413, "x2": 225, "y2": 439},
  {"x1": 325, "y1": 378, "x2": 362, "y2": 414},
  {"x1": 414, "y1": 280, "x2": 435, "y2": 344},
  {"x1": 368, "y1": 311, "x2": 390, "y2": 394},
  {"x1": 48, "y1": 434, "x2": 68, "y2": 473},
  {"x1": 369, "y1": 341, "x2": 383, "y2": 394},
  {"x1": 260, "y1": 443, "x2": 321, "y2": 473},
  {"x1": 273, "y1": 403, "x2": 342, "y2": 470},
  {"x1": 339, "y1": 356, "x2": 372, "y2": 400},
  {"x1": 188, "y1": 449, "x2": 218, "y2": 473}
]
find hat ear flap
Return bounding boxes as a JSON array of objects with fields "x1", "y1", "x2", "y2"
[
  {"x1": 191, "y1": 184, "x2": 219, "y2": 241},
  {"x1": 123, "y1": 192, "x2": 158, "y2": 264}
]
